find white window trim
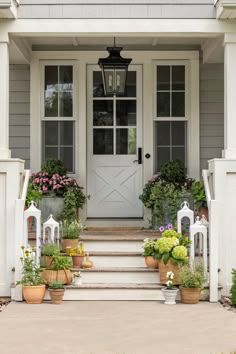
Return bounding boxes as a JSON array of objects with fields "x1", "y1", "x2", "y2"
[{"x1": 152, "y1": 58, "x2": 199, "y2": 179}]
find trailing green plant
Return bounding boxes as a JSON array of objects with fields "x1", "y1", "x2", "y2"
[
  {"x1": 62, "y1": 187, "x2": 87, "y2": 222},
  {"x1": 142, "y1": 238, "x2": 157, "y2": 257},
  {"x1": 48, "y1": 256, "x2": 72, "y2": 271},
  {"x1": 16, "y1": 246, "x2": 45, "y2": 286},
  {"x1": 25, "y1": 182, "x2": 42, "y2": 207},
  {"x1": 230, "y1": 269, "x2": 236, "y2": 306},
  {"x1": 60, "y1": 219, "x2": 83, "y2": 240},
  {"x1": 41, "y1": 159, "x2": 67, "y2": 178},
  {"x1": 179, "y1": 261, "x2": 207, "y2": 288},
  {"x1": 48, "y1": 281, "x2": 65, "y2": 290},
  {"x1": 191, "y1": 181, "x2": 207, "y2": 210},
  {"x1": 41, "y1": 243, "x2": 60, "y2": 257}
]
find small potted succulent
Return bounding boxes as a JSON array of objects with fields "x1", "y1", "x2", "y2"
[
  {"x1": 66, "y1": 241, "x2": 85, "y2": 267},
  {"x1": 41, "y1": 242, "x2": 60, "y2": 269},
  {"x1": 142, "y1": 238, "x2": 158, "y2": 269},
  {"x1": 48, "y1": 281, "x2": 65, "y2": 304},
  {"x1": 60, "y1": 219, "x2": 83, "y2": 252},
  {"x1": 41, "y1": 255, "x2": 73, "y2": 285},
  {"x1": 161, "y1": 271, "x2": 179, "y2": 305},
  {"x1": 179, "y1": 261, "x2": 207, "y2": 304}
]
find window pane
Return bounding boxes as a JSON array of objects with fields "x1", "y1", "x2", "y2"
[
  {"x1": 93, "y1": 129, "x2": 113, "y2": 154},
  {"x1": 172, "y1": 92, "x2": 185, "y2": 117},
  {"x1": 125, "y1": 71, "x2": 136, "y2": 97},
  {"x1": 44, "y1": 121, "x2": 58, "y2": 145},
  {"x1": 60, "y1": 121, "x2": 73, "y2": 145},
  {"x1": 157, "y1": 66, "x2": 170, "y2": 91},
  {"x1": 172, "y1": 66, "x2": 185, "y2": 91},
  {"x1": 59, "y1": 66, "x2": 73, "y2": 89},
  {"x1": 156, "y1": 121, "x2": 170, "y2": 146},
  {"x1": 116, "y1": 128, "x2": 136, "y2": 155},
  {"x1": 59, "y1": 92, "x2": 73, "y2": 117},
  {"x1": 172, "y1": 121, "x2": 186, "y2": 145},
  {"x1": 45, "y1": 91, "x2": 58, "y2": 117},
  {"x1": 45, "y1": 147, "x2": 58, "y2": 161},
  {"x1": 93, "y1": 100, "x2": 113, "y2": 126},
  {"x1": 93, "y1": 71, "x2": 105, "y2": 97},
  {"x1": 156, "y1": 147, "x2": 170, "y2": 172},
  {"x1": 45, "y1": 66, "x2": 58, "y2": 91},
  {"x1": 157, "y1": 92, "x2": 170, "y2": 117},
  {"x1": 116, "y1": 100, "x2": 136, "y2": 126},
  {"x1": 60, "y1": 147, "x2": 73, "y2": 172},
  {"x1": 172, "y1": 147, "x2": 185, "y2": 163}
]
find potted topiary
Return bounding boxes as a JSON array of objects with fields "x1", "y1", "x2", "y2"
[
  {"x1": 191, "y1": 181, "x2": 208, "y2": 220},
  {"x1": 66, "y1": 241, "x2": 85, "y2": 267},
  {"x1": 142, "y1": 238, "x2": 159, "y2": 269},
  {"x1": 16, "y1": 246, "x2": 46, "y2": 304},
  {"x1": 179, "y1": 261, "x2": 207, "y2": 304},
  {"x1": 41, "y1": 255, "x2": 73, "y2": 285},
  {"x1": 48, "y1": 281, "x2": 65, "y2": 304},
  {"x1": 41, "y1": 242, "x2": 60, "y2": 269},
  {"x1": 60, "y1": 219, "x2": 83, "y2": 252},
  {"x1": 154, "y1": 227, "x2": 191, "y2": 284}
]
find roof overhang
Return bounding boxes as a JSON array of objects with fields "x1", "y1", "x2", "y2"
[
  {"x1": 0, "y1": 0, "x2": 19, "y2": 19},
  {"x1": 215, "y1": 0, "x2": 236, "y2": 19}
]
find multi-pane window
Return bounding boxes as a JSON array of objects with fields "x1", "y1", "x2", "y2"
[
  {"x1": 42, "y1": 65, "x2": 74, "y2": 173},
  {"x1": 155, "y1": 64, "x2": 187, "y2": 172}
]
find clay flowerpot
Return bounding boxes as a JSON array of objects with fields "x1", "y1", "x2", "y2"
[
  {"x1": 197, "y1": 207, "x2": 208, "y2": 221},
  {"x1": 162, "y1": 288, "x2": 179, "y2": 305},
  {"x1": 159, "y1": 260, "x2": 180, "y2": 285},
  {"x1": 48, "y1": 289, "x2": 65, "y2": 304},
  {"x1": 180, "y1": 287, "x2": 201, "y2": 304},
  {"x1": 61, "y1": 239, "x2": 78, "y2": 252},
  {"x1": 41, "y1": 269, "x2": 73, "y2": 285},
  {"x1": 72, "y1": 255, "x2": 84, "y2": 267},
  {"x1": 22, "y1": 285, "x2": 46, "y2": 304},
  {"x1": 145, "y1": 256, "x2": 159, "y2": 269}
]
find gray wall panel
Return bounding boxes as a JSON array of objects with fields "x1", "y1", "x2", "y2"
[
  {"x1": 9, "y1": 64, "x2": 30, "y2": 169},
  {"x1": 200, "y1": 63, "x2": 224, "y2": 171}
]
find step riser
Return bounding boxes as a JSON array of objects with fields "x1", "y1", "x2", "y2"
[
  {"x1": 78, "y1": 272, "x2": 159, "y2": 284},
  {"x1": 89, "y1": 255, "x2": 145, "y2": 267},
  {"x1": 84, "y1": 241, "x2": 144, "y2": 252},
  {"x1": 44, "y1": 289, "x2": 165, "y2": 301}
]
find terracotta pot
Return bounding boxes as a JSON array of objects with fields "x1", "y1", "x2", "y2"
[
  {"x1": 197, "y1": 207, "x2": 208, "y2": 221},
  {"x1": 72, "y1": 255, "x2": 84, "y2": 267},
  {"x1": 159, "y1": 260, "x2": 180, "y2": 285},
  {"x1": 48, "y1": 289, "x2": 65, "y2": 304},
  {"x1": 41, "y1": 269, "x2": 73, "y2": 285},
  {"x1": 61, "y1": 239, "x2": 78, "y2": 252},
  {"x1": 145, "y1": 256, "x2": 159, "y2": 269},
  {"x1": 180, "y1": 287, "x2": 201, "y2": 304},
  {"x1": 22, "y1": 285, "x2": 46, "y2": 304}
]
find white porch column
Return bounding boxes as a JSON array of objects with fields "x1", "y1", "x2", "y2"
[
  {"x1": 0, "y1": 41, "x2": 11, "y2": 159},
  {"x1": 223, "y1": 33, "x2": 236, "y2": 158}
]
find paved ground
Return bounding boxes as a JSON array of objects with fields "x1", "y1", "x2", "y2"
[{"x1": 0, "y1": 301, "x2": 236, "y2": 354}]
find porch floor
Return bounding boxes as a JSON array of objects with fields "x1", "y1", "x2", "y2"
[{"x1": 1, "y1": 301, "x2": 235, "y2": 354}]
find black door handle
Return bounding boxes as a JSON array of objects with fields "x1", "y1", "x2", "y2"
[{"x1": 138, "y1": 147, "x2": 142, "y2": 164}]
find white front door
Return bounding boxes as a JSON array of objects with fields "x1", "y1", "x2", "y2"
[{"x1": 87, "y1": 65, "x2": 143, "y2": 218}]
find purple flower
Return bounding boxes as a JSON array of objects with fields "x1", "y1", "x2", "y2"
[
  {"x1": 167, "y1": 223, "x2": 173, "y2": 230},
  {"x1": 159, "y1": 226, "x2": 165, "y2": 233}
]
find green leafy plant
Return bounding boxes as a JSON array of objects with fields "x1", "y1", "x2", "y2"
[
  {"x1": 17, "y1": 246, "x2": 45, "y2": 286},
  {"x1": 60, "y1": 219, "x2": 83, "y2": 240},
  {"x1": 48, "y1": 256, "x2": 72, "y2": 271},
  {"x1": 179, "y1": 261, "x2": 207, "y2": 288},
  {"x1": 62, "y1": 187, "x2": 88, "y2": 222},
  {"x1": 48, "y1": 281, "x2": 65, "y2": 290},
  {"x1": 159, "y1": 160, "x2": 186, "y2": 190},
  {"x1": 41, "y1": 159, "x2": 67, "y2": 178},
  {"x1": 154, "y1": 228, "x2": 190, "y2": 265},
  {"x1": 41, "y1": 243, "x2": 60, "y2": 257},
  {"x1": 191, "y1": 181, "x2": 207, "y2": 210},
  {"x1": 142, "y1": 238, "x2": 157, "y2": 257},
  {"x1": 25, "y1": 182, "x2": 42, "y2": 207},
  {"x1": 230, "y1": 269, "x2": 236, "y2": 306}
]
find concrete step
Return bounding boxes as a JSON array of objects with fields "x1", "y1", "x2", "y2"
[
  {"x1": 71, "y1": 267, "x2": 159, "y2": 284},
  {"x1": 85, "y1": 252, "x2": 145, "y2": 268}
]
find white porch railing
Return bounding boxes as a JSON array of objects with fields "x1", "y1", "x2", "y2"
[{"x1": 202, "y1": 169, "x2": 219, "y2": 302}]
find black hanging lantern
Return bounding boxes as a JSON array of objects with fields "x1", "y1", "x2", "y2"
[{"x1": 98, "y1": 43, "x2": 132, "y2": 96}]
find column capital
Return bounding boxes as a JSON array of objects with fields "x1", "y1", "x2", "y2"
[{"x1": 224, "y1": 33, "x2": 236, "y2": 45}]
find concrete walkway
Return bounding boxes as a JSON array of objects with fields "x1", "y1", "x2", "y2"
[{"x1": 0, "y1": 301, "x2": 236, "y2": 354}]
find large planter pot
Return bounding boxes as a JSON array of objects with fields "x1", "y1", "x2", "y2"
[
  {"x1": 72, "y1": 255, "x2": 84, "y2": 267},
  {"x1": 180, "y1": 287, "x2": 201, "y2": 304},
  {"x1": 159, "y1": 260, "x2": 180, "y2": 285},
  {"x1": 22, "y1": 285, "x2": 46, "y2": 304},
  {"x1": 162, "y1": 287, "x2": 179, "y2": 305},
  {"x1": 48, "y1": 289, "x2": 65, "y2": 304},
  {"x1": 61, "y1": 239, "x2": 78, "y2": 252},
  {"x1": 144, "y1": 256, "x2": 159, "y2": 269},
  {"x1": 39, "y1": 196, "x2": 64, "y2": 223},
  {"x1": 41, "y1": 269, "x2": 73, "y2": 285}
]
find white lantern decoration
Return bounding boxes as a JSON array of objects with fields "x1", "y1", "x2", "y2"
[
  {"x1": 43, "y1": 214, "x2": 60, "y2": 246},
  {"x1": 24, "y1": 201, "x2": 41, "y2": 265},
  {"x1": 190, "y1": 216, "x2": 208, "y2": 269},
  {"x1": 177, "y1": 201, "x2": 194, "y2": 234}
]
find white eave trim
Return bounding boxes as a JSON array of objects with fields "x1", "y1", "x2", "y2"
[
  {"x1": 215, "y1": 0, "x2": 236, "y2": 19},
  {"x1": 0, "y1": 0, "x2": 18, "y2": 19}
]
